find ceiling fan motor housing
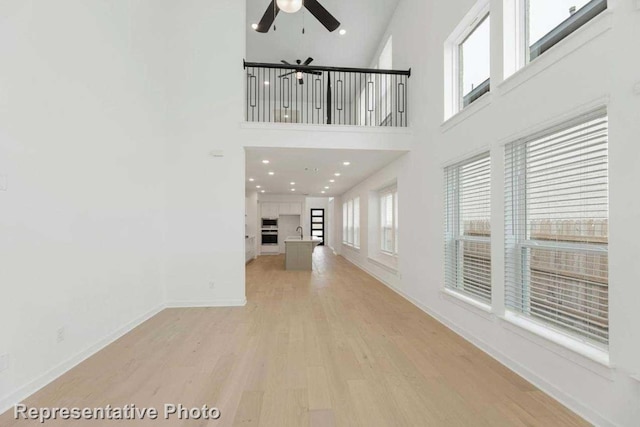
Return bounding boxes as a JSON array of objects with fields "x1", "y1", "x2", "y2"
[{"x1": 276, "y1": 0, "x2": 302, "y2": 14}]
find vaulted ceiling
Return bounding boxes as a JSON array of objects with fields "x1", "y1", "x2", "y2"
[{"x1": 246, "y1": 0, "x2": 400, "y2": 68}]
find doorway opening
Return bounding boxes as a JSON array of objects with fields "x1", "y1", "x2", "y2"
[{"x1": 311, "y1": 208, "x2": 325, "y2": 246}]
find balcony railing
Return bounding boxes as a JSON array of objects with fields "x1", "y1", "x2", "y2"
[{"x1": 244, "y1": 60, "x2": 411, "y2": 127}]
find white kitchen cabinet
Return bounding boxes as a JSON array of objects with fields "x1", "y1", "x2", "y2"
[
  {"x1": 279, "y1": 203, "x2": 302, "y2": 215},
  {"x1": 261, "y1": 202, "x2": 279, "y2": 219},
  {"x1": 260, "y1": 202, "x2": 301, "y2": 218},
  {"x1": 288, "y1": 202, "x2": 302, "y2": 215}
]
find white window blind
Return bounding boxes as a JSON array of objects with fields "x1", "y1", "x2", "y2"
[
  {"x1": 342, "y1": 202, "x2": 348, "y2": 243},
  {"x1": 444, "y1": 153, "x2": 492, "y2": 302},
  {"x1": 505, "y1": 110, "x2": 609, "y2": 346},
  {"x1": 343, "y1": 197, "x2": 360, "y2": 247},
  {"x1": 347, "y1": 199, "x2": 354, "y2": 244},
  {"x1": 354, "y1": 198, "x2": 360, "y2": 248},
  {"x1": 380, "y1": 187, "x2": 398, "y2": 255}
]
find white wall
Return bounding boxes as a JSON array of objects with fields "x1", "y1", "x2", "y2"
[
  {"x1": 163, "y1": 0, "x2": 247, "y2": 307},
  {"x1": 338, "y1": 0, "x2": 640, "y2": 425},
  {"x1": 335, "y1": 156, "x2": 405, "y2": 290},
  {"x1": 0, "y1": 0, "x2": 169, "y2": 412}
]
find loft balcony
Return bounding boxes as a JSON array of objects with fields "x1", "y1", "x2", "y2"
[{"x1": 244, "y1": 60, "x2": 411, "y2": 127}]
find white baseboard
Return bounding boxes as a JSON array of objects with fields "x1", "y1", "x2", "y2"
[
  {"x1": 340, "y1": 255, "x2": 613, "y2": 427},
  {"x1": 341, "y1": 254, "x2": 397, "y2": 289},
  {"x1": 165, "y1": 298, "x2": 247, "y2": 308},
  {"x1": 0, "y1": 303, "x2": 165, "y2": 416},
  {"x1": 0, "y1": 297, "x2": 249, "y2": 416}
]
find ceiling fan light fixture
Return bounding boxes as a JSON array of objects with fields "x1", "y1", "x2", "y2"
[
  {"x1": 276, "y1": 0, "x2": 302, "y2": 14},
  {"x1": 296, "y1": 71, "x2": 304, "y2": 80}
]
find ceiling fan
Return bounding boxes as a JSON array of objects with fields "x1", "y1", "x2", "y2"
[
  {"x1": 256, "y1": 0, "x2": 341, "y2": 33},
  {"x1": 279, "y1": 57, "x2": 321, "y2": 85}
]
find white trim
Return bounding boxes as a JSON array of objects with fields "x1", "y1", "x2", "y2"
[
  {"x1": 440, "y1": 288, "x2": 494, "y2": 320},
  {"x1": 165, "y1": 298, "x2": 247, "y2": 308},
  {"x1": 495, "y1": 95, "x2": 610, "y2": 147},
  {"x1": 443, "y1": 0, "x2": 492, "y2": 120},
  {"x1": 342, "y1": 243, "x2": 361, "y2": 253},
  {"x1": 341, "y1": 255, "x2": 397, "y2": 290},
  {"x1": 441, "y1": 147, "x2": 493, "y2": 169},
  {"x1": 441, "y1": 92, "x2": 492, "y2": 132},
  {"x1": 498, "y1": 10, "x2": 612, "y2": 97},
  {"x1": 0, "y1": 303, "x2": 165, "y2": 415},
  {"x1": 367, "y1": 255, "x2": 399, "y2": 274},
  {"x1": 501, "y1": 312, "x2": 613, "y2": 376}
]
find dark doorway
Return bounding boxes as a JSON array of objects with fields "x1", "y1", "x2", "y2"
[{"x1": 310, "y1": 209, "x2": 325, "y2": 246}]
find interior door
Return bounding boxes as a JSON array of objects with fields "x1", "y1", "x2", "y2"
[{"x1": 310, "y1": 209, "x2": 325, "y2": 246}]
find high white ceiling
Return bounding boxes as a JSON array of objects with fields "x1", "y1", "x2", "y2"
[
  {"x1": 246, "y1": 147, "x2": 406, "y2": 196},
  {"x1": 246, "y1": 0, "x2": 400, "y2": 67}
]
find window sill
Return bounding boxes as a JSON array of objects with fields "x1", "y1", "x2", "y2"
[
  {"x1": 440, "y1": 288, "x2": 494, "y2": 321},
  {"x1": 367, "y1": 254, "x2": 398, "y2": 274},
  {"x1": 441, "y1": 93, "x2": 492, "y2": 133},
  {"x1": 498, "y1": 10, "x2": 612, "y2": 97},
  {"x1": 501, "y1": 312, "x2": 613, "y2": 379}
]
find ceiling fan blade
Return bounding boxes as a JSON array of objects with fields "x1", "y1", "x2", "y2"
[
  {"x1": 303, "y1": 57, "x2": 314, "y2": 66},
  {"x1": 304, "y1": 70, "x2": 322, "y2": 76},
  {"x1": 281, "y1": 60, "x2": 291, "y2": 65},
  {"x1": 304, "y1": 0, "x2": 340, "y2": 32},
  {"x1": 279, "y1": 71, "x2": 296, "y2": 77},
  {"x1": 256, "y1": 0, "x2": 279, "y2": 33}
]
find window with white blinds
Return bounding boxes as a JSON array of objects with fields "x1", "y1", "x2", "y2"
[
  {"x1": 343, "y1": 197, "x2": 360, "y2": 248},
  {"x1": 354, "y1": 198, "x2": 360, "y2": 248},
  {"x1": 380, "y1": 187, "x2": 398, "y2": 255},
  {"x1": 445, "y1": 153, "x2": 492, "y2": 302},
  {"x1": 505, "y1": 110, "x2": 609, "y2": 346},
  {"x1": 342, "y1": 202, "x2": 348, "y2": 244}
]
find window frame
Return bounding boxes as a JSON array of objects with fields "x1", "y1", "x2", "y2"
[
  {"x1": 504, "y1": 109, "x2": 609, "y2": 348},
  {"x1": 444, "y1": 152, "x2": 492, "y2": 303},
  {"x1": 505, "y1": 0, "x2": 608, "y2": 77},
  {"x1": 379, "y1": 186, "x2": 398, "y2": 256},
  {"x1": 458, "y1": 12, "x2": 491, "y2": 109},
  {"x1": 342, "y1": 196, "x2": 360, "y2": 249},
  {"x1": 444, "y1": 0, "x2": 491, "y2": 120}
]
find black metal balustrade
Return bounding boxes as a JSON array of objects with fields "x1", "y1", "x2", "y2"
[{"x1": 244, "y1": 61, "x2": 411, "y2": 127}]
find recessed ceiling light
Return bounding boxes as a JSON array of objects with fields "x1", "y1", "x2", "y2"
[
  {"x1": 252, "y1": 23, "x2": 258, "y2": 30},
  {"x1": 261, "y1": 190, "x2": 265, "y2": 193},
  {"x1": 321, "y1": 191, "x2": 326, "y2": 194},
  {"x1": 249, "y1": 178, "x2": 254, "y2": 182},
  {"x1": 290, "y1": 182, "x2": 295, "y2": 185},
  {"x1": 339, "y1": 29, "x2": 347, "y2": 36},
  {"x1": 324, "y1": 186, "x2": 330, "y2": 189},
  {"x1": 291, "y1": 188, "x2": 296, "y2": 192},
  {"x1": 334, "y1": 173, "x2": 341, "y2": 177},
  {"x1": 268, "y1": 171, "x2": 275, "y2": 176},
  {"x1": 343, "y1": 161, "x2": 351, "y2": 166},
  {"x1": 329, "y1": 179, "x2": 335, "y2": 183},
  {"x1": 264, "y1": 81, "x2": 270, "y2": 85},
  {"x1": 262, "y1": 160, "x2": 270, "y2": 164},
  {"x1": 256, "y1": 185, "x2": 261, "y2": 188}
]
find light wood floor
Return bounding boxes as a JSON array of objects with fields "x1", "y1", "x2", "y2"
[{"x1": 1, "y1": 247, "x2": 589, "y2": 426}]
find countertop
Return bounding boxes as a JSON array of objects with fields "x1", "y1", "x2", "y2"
[{"x1": 284, "y1": 236, "x2": 323, "y2": 243}]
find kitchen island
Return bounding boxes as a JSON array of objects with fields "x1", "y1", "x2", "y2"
[{"x1": 284, "y1": 236, "x2": 322, "y2": 271}]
